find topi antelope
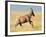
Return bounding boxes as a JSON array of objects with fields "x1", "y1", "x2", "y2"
[{"x1": 15, "y1": 8, "x2": 35, "y2": 27}]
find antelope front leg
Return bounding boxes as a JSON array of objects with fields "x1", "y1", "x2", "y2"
[
  {"x1": 31, "y1": 21, "x2": 33, "y2": 28},
  {"x1": 29, "y1": 21, "x2": 33, "y2": 27},
  {"x1": 29, "y1": 18, "x2": 33, "y2": 28},
  {"x1": 28, "y1": 17, "x2": 31, "y2": 24}
]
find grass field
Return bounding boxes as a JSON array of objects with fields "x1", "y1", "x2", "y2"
[{"x1": 10, "y1": 11, "x2": 42, "y2": 32}]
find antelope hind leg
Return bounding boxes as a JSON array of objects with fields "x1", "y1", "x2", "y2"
[{"x1": 19, "y1": 23, "x2": 22, "y2": 26}]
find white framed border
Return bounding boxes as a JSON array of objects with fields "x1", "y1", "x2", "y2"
[{"x1": 5, "y1": 1, "x2": 45, "y2": 36}]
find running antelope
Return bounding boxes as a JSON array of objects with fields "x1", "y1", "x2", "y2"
[{"x1": 15, "y1": 8, "x2": 35, "y2": 27}]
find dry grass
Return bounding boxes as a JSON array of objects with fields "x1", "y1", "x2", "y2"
[{"x1": 10, "y1": 11, "x2": 42, "y2": 32}]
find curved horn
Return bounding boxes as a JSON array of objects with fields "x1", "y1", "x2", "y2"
[{"x1": 30, "y1": 8, "x2": 35, "y2": 16}]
